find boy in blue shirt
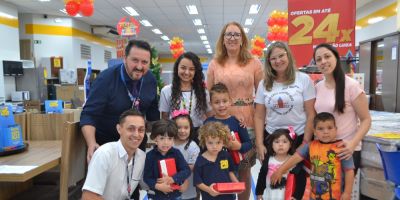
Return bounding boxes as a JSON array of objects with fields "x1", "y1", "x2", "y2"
[{"x1": 144, "y1": 119, "x2": 191, "y2": 200}]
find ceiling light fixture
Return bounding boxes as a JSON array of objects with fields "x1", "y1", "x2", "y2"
[
  {"x1": 249, "y1": 4, "x2": 260, "y2": 14},
  {"x1": 244, "y1": 28, "x2": 249, "y2": 33},
  {"x1": 152, "y1": 29, "x2": 162, "y2": 34},
  {"x1": 367, "y1": 16, "x2": 384, "y2": 24},
  {"x1": 186, "y1": 5, "x2": 198, "y2": 15},
  {"x1": 38, "y1": 0, "x2": 51, "y2": 2},
  {"x1": 200, "y1": 35, "x2": 207, "y2": 40},
  {"x1": 161, "y1": 35, "x2": 170, "y2": 41},
  {"x1": 245, "y1": 18, "x2": 254, "y2": 25},
  {"x1": 197, "y1": 28, "x2": 205, "y2": 34},
  {"x1": 355, "y1": 26, "x2": 362, "y2": 30},
  {"x1": 60, "y1": 9, "x2": 67, "y2": 14},
  {"x1": 0, "y1": 12, "x2": 17, "y2": 19},
  {"x1": 75, "y1": 14, "x2": 82, "y2": 18},
  {"x1": 203, "y1": 41, "x2": 209, "y2": 44},
  {"x1": 140, "y1": 20, "x2": 152, "y2": 27},
  {"x1": 378, "y1": 44, "x2": 385, "y2": 48},
  {"x1": 207, "y1": 49, "x2": 213, "y2": 54},
  {"x1": 205, "y1": 44, "x2": 210, "y2": 48},
  {"x1": 193, "y1": 19, "x2": 202, "y2": 26},
  {"x1": 122, "y1": 7, "x2": 139, "y2": 16}
]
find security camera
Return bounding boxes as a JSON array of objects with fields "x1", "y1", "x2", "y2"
[{"x1": 44, "y1": 14, "x2": 48, "y2": 19}]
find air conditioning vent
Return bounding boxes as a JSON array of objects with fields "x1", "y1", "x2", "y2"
[
  {"x1": 104, "y1": 50, "x2": 112, "y2": 63},
  {"x1": 92, "y1": 25, "x2": 119, "y2": 39},
  {"x1": 80, "y1": 44, "x2": 91, "y2": 59}
]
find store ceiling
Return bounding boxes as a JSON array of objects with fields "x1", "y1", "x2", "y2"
[{"x1": 7, "y1": 0, "x2": 373, "y2": 56}]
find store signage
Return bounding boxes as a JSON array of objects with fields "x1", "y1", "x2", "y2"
[
  {"x1": 288, "y1": 0, "x2": 355, "y2": 67},
  {"x1": 116, "y1": 38, "x2": 128, "y2": 59},
  {"x1": 116, "y1": 16, "x2": 140, "y2": 37}
]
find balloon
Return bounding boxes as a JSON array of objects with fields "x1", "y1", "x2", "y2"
[
  {"x1": 80, "y1": 0, "x2": 93, "y2": 17},
  {"x1": 267, "y1": 18, "x2": 276, "y2": 26},
  {"x1": 65, "y1": 1, "x2": 80, "y2": 16}
]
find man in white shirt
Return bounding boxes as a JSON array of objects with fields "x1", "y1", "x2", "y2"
[{"x1": 82, "y1": 109, "x2": 146, "y2": 200}]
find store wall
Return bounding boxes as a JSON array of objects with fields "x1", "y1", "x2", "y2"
[{"x1": 0, "y1": 2, "x2": 20, "y2": 101}]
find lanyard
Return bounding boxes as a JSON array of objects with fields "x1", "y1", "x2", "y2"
[
  {"x1": 120, "y1": 64, "x2": 143, "y2": 110},
  {"x1": 126, "y1": 157, "x2": 135, "y2": 199},
  {"x1": 180, "y1": 89, "x2": 193, "y2": 115}
]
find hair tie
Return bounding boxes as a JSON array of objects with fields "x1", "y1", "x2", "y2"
[
  {"x1": 171, "y1": 109, "x2": 189, "y2": 118},
  {"x1": 288, "y1": 126, "x2": 296, "y2": 140}
]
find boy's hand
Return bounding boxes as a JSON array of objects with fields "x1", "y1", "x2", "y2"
[
  {"x1": 270, "y1": 170, "x2": 283, "y2": 186},
  {"x1": 227, "y1": 140, "x2": 241, "y2": 151},
  {"x1": 340, "y1": 192, "x2": 351, "y2": 200},
  {"x1": 208, "y1": 183, "x2": 220, "y2": 197},
  {"x1": 160, "y1": 174, "x2": 174, "y2": 184},
  {"x1": 155, "y1": 182, "x2": 173, "y2": 194},
  {"x1": 257, "y1": 195, "x2": 263, "y2": 200}
]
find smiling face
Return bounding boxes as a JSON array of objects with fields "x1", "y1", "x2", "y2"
[
  {"x1": 175, "y1": 117, "x2": 191, "y2": 142},
  {"x1": 154, "y1": 134, "x2": 174, "y2": 155},
  {"x1": 315, "y1": 120, "x2": 337, "y2": 143},
  {"x1": 272, "y1": 135, "x2": 291, "y2": 156},
  {"x1": 269, "y1": 47, "x2": 289, "y2": 75},
  {"x1": 210, "y1": 92, "x2": 231, "y2": 119},
  {"x1": 117, "y1": 115, "x2": 145, "y2": 154},
  {"x1": 177, "y1": 58, "x2": 196, "y2": 84},
  {"x1": 223, "y1": 24, "x2": 242, "y2": 52},
  {"x1": 124, "y1": 46, "x2": 151, "y2": 80},
  {"x1": 314, "y1": 47, "x2": 337, "y2": 76}
]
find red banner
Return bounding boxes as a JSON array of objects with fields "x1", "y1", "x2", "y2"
[
  {"x1": 288, "y1": 0, "x2": 355, "y2": 67},
  {"x1": 116, "y1": 38, "x2": 128, "y2": 59}
]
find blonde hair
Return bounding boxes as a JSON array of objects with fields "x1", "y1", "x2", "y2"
[
  {"x1": 215, "y1": 21, "x2": 253, "y2": 66},
  {"x1": 198, "y1": 122, "x2": 230, "y2": 149},
  {"x1": 263, "y1": 41, "x2": 297, "y2": 91}
]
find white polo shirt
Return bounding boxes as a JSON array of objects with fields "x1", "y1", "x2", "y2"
[{"x1": 82, "y1": 140, "x2": 146, "y2": 200}]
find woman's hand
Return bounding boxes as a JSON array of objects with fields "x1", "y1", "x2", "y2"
[
  {"x1": 256, "y1": 143, "x2": 267, "y2": 161},
  {"x1": 337, "y1": 140, "x2": 356, "y2": 160}
]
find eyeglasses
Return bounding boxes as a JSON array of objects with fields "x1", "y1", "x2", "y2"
[
  {"x1": 269, "y1": 52, "x2": 287, "y2": 63},
  {"x1": 224, "y1": 32, "x2": 241, "y2": 40}
]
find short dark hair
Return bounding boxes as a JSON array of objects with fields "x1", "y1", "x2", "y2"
[
  {"x1": 265, "y1": 129, "x2": 295, "y2": 157},
  {"x1": 150, "y1": 119, "x2": 178, "y2": 140},
  {"x1": 119, "y1": 109, "x2": 145, "y2": 124},
  {"x1": 124, "y1": 39, "x2": 152, "y2": 63},
  {"x1": 209, "y1": 82, "x2": 230, "y2": 101},
  {"x1": 313, "y1": 112, "x2": 336, "y2": 128}
]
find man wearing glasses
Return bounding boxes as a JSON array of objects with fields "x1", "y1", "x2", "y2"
[{"x1": 82, "y1": 109, "x2": 146, "y2": 200}]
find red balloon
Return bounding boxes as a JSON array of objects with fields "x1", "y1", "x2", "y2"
[
  {"x1": 65, "y1": 1, "x2": 80, "y2": 16},
  {"x1": 267, "y1": 32, "x2": 274, "y2": 41},
  {"x1": 80, "y1": 1, "x2": 94, "y2": 17},
  {"x1": 267, "y1": 18, "x2": 274, "y2": 26}
]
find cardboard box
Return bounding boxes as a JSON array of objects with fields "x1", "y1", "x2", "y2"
[
  {"x1": 63, "y1": 108, "x2": 82, "y2": 122},
  {"x1": 360, "y1": 172, "x2": 395, "y2": 200},
  {"x1": 55, "y1": 85, "x2": 75, "y2": 102},
  {"x1": 361, "y1": 166, "x2": 385, "y2": 181},
  {"x1": 28, "y1": 112, "x2": 74, "y2": 140},
  {"x1": 23, "y1": 100, "x2": 41, "y2": 113},
  {"x1": 212, "y1": 182, "x2": 245, "y2": 194}
]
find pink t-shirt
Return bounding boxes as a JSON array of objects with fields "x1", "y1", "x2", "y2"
[
  {"x1": 314, "y1": 76, "x2": 364, "y2": 150},
  {"x1": 207, "y1": 58, "x2": 263, "y2": 128}
]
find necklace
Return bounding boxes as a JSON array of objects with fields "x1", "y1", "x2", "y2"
[{"x1": 180, "y1": 89, "x2": 193, "y2": 115}]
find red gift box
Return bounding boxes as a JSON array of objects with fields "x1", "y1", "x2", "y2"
[
  {"x1": 158, "y1": 158, "x2": 180, "y2": 190},
  {"x1": 229, "y1": 131, "x2": 244, "y2": 164},
  {"x1": 284, "y1": 173, "x2": 296, "y2": 200},
  {"x1": 212, "y1": 182, "x2": 245, "y2": 194}
]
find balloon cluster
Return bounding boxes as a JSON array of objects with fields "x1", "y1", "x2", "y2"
[
  {"x1": 170, "y1": 37, "x2": 184, "y2": 59},
  {"x1": 267, "y1": 10, "x2": 288, "y2": 42},
  {"x1": 65, "y1": 0, "x2": 94, "y2": 17},
  {"x1": 251, "y1": 35, "x2": 266, "y2": 58}
]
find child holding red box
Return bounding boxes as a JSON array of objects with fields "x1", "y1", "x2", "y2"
[
  {"x1": 204, "y1": 83, "x2": 252, "y2": 171},
  {"x1": 143, "y1": 119, "x2": 191, "y2": 200},
  {"x1": 193, "y1": 121, "x2": 240, "y2": 200}
]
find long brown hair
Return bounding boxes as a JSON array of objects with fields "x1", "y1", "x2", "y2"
[
  {"x1": 215, "y1": 21, "x2": 253, "y2": 66},
  {"x1": 263, "y1": 41, "x2": 296, "y2": 91}
]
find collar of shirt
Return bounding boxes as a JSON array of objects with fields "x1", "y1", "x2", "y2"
[
  {"x1": 153, "y1": 145, "x2": 176, "y2": 157},
  {"x1": 117, "y1": 140, "x2": 133, "y2": 164},
  {"x1": 121, "y1": 64, "x2": 141, "y2": 91}
]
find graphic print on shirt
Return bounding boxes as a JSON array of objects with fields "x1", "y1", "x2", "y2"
[
  {"x1": 268, "y1": 90, "x2": 294, "y2": 115},
  {"x1": 220, "y1": 159, "x2": 229, "y2": 169},
  {"x1": 309, "y1": 142, "x2": 342, "y2": 200}
]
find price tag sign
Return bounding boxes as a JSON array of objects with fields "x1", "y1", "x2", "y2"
[
  {"x1": 288, "y1": 0, "x2": 355, "y2": 67},
  {"x1": 0, "y1": 107, "x2": 9, "y2": 117}
]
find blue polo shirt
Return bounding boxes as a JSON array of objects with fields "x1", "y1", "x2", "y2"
[
  {"x1": 80, "y1": 64, "x2": 160, "y2": 145},
  {"x1": 144, "y1": 146, "x2": 190, "y2": 200},
  {"x1": 193, "y1": 150, "x2": 236, "y2": 200}
]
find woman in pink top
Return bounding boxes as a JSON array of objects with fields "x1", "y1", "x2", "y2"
[
  {"x1": 207, "y1": 21, "x2": 263, "y2": 200},
  {"x1": 313, "y1": 43, "x2": 371, "y2": 172}
]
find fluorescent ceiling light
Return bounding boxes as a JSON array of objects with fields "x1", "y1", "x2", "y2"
[
  {"x1": 244, "y1": 28, "x2": 249, "y2": 33},
  {"x1": 197, "y1": 28, "x2": 205, "y2": 34},
  {"x1": 60, "y1": 9, "x2": 67, "y2": 14},
  {"x1": 378, "y1": 44, "x2": 384, "y2": 48},
  {"x1": 355, "y1": 26, "x2": 362, "y2": 30},
  {"x1": 186, "y1": 5, "x2": 198, "y2": 15},
  {"x1": 367, "y1": 17, "x2": 384, "y2": 24},
  {"x1": 38, "y1": 0, "x2": 51, "y2": 2},
  {"x1": 152, "y1": 29, "x2": 162, "y2": 34},
  {"x1": 0, "y1": 11, "x2": 16, "y2": 19},
  {"x1": 205, "y1": 44, "x2": 210, "y2": 48},
  {"x1": 245, "y1": 18, "x2": 254, "y2": 25},
  {"x1": 203, "y1": 41, "x2": 209, "y2": 44},
  {"x1": 75, "y1": 14, "x2": 82, "y2": 18},
  {"x1": 200, "y1": 35, "x2": 207, "y2": 40},
  {"x1": 207, "y1": 49, "x2": 213, "y2": 54},
  {"x1": 193, "y1": 19, "x2": 202, "y2": 26},
  {"x1": 140, "y1": 20, "x2": 152, "y2": 27},
  {"x1": 122, "y1": 7, "x2": 139, "y2": 16},
  {"x1": 249, "y1": 4, "x2": 260, "y2": 14},
  {"x1": 161, "y1": 35, "x2": 170, "y2": 41}
]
